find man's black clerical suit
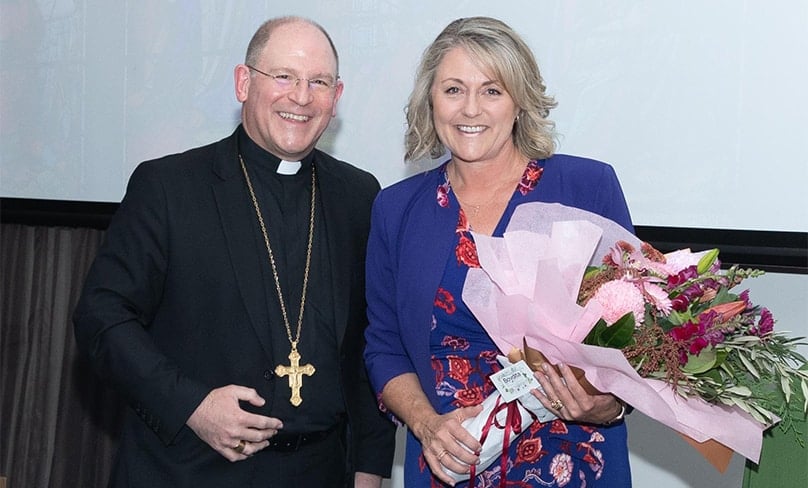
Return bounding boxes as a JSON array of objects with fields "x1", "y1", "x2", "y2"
[{"x1": 73, "y1": 126, "x2": 395, "y2": 487}]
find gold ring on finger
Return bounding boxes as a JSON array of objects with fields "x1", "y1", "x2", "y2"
[
  {"x1": 550, "y1": 399, "x2": 564, "y2": 410},
  {"x1": 233, "y1": 439, "x2": 247, "y2": 454}
]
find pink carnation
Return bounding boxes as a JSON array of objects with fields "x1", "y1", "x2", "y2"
[
  {"x1": 591, "y1": 280, "x2": 646, "y2": 325},
  {"x1": 643, "y1": 283, "x2": 672, "y2": 314}
]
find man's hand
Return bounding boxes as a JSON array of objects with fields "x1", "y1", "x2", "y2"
[{"x1": 186, "y1": 384, "x2": 283, "y2": 461}]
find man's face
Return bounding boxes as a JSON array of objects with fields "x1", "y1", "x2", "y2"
[{"x1": 236, "y1": 21, "x2": 343, "y2": 161}]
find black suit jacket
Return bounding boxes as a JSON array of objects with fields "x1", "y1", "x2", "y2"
[{"x1": 73, "y1": 129, "x2": 395, "y2": 486}]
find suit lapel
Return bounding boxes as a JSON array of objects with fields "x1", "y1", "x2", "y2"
[
  {"x1": 316, "y1": 156, "x2": 352, "y2": 348},
  {"x1": 211, "y1": 135, "x2": 275, "y2": 360}
]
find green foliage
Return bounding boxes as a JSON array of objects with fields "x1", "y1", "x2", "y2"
[{"x1": 584, "y1": 314, "x2": 635, "y2": 348}]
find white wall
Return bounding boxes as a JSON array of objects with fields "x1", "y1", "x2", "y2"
[{"x1": 2, "y1": 0, "x2": 807, "y2": 231}]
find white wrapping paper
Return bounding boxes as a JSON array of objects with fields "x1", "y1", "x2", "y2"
[{"x1": 442, "y1": 356, "x2": 555, "y2": 483}]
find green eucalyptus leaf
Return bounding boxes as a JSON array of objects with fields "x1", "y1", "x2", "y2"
[
  {"x1": 726, "y1": 386, "x2": 752, "y2": 397},
  {"x1": 712, "y1": 349, "x2": 728, "y2": 368},
  {"x1": 683, "y1": 348, "x2": 719, "y2": 374},
  {"x1": 781, "y1": 376, "x2": 792, "y2": 402}
]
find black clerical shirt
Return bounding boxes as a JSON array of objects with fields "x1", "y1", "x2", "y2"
[{"x1": 237, "y1": 126, "x2": 345, "y2": 433}]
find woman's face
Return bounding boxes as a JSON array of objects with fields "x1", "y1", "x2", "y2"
[{"x1": 430, "y1": 47, "x2": 519, "y2": 165}]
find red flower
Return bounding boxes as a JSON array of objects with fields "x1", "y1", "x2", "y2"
[
  {"x1": 456, "y1": 234, "x2": 480, "y2": 268},
  {"x1": 479, "y1": 350, "x2": 499, "y2": 363},
  {"x1": 453, "y1": 385, "x2": 485, "y2": 407},
  {"x1": 437, "y1": 181, "x2": 450, "y2": 208},
  {"x1": 518, "y1": 161, "x2": 544, "y2": 195},
  {"x1": 432, "y1": 357, "x2": 445, "y2": 385},
  {"x1": 529, "y1": 419, "x2": 545, "y2": 435},
  {"x1": 434, "y1": 287, "x2": 456, "y2": 314},
  {"x1": 441, "y1": 335, "x2": 470, "y2": 351},
  {"x1": 689, "y1": 337, "x2": 709, "y2": 355},
  {"x1": 515, "y1": 436, "x2": 545, "y2": 464},
  {"x1": 447, "y1": 356, "x2": 473, "y2": 383},
  {"x1": 549, "y1": 419, "x2": 569, "y2": 434}
]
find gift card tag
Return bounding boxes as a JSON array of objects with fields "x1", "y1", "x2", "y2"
[{"x1": 490, "y1": 360, "x2": 540, "y2": 403}]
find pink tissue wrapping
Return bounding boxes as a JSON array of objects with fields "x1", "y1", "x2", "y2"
[{"x1": 462, "y1": 202, "x2": 767, "y2": 464}]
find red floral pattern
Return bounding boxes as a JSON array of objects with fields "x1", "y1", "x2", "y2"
[
  {"x1": 447, "y1": 356, "x2": 473, "y2": 383},
  {"x1": 434, "y1": 287, "x2": 456, "y2": 314},
  {"x1": 454, "y1": 385, "x2": 487, "y2": 407},
  {"x1": 518, "y1": 161, "x2": 544, "y2": 195},
  {"x1": 441, "y1": 335, "x2": 471, "y2": 351},
  {"x1": 437, "y1": 179, "x2": 451, "y2": 208},
  {"x1": 456, "y1": 233, "x2": 480, "y2": 268},
  {"x1": 515, "y1": 436, "x2": 546, "y2": 465}
]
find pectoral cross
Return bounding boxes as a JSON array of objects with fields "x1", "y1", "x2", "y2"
[{"x1": 275, "y1": 344, "x2": 315, "y2": 406}]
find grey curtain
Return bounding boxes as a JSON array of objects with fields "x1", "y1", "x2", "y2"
[{"x1": 1, "y1": 223, "x2": 122, "y2": 487}]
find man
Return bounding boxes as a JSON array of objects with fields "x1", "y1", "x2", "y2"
[{"x1": 73, "y1": 16, "x2": 395, "y2": 487}]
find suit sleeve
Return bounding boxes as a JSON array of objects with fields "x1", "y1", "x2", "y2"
[
  {"x1": 73, "y1": 162, "x2": 209, "y2": 445},
  {"x1": 350, "y1": 315, "x2": 397, "y2": 477},
  {"x1": 337, "y1": 172, "x2": 396, "y2": 477}
]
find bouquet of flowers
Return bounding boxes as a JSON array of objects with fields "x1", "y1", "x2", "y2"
[
  {"x1": 579, "y1": 238, "x2": 808, "y2": 435},
  {"x1": 459, "y1": 202, "x2": 807, "y2": 478}
]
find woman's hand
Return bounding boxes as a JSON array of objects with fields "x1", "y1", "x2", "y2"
[
  {"x1": 380, "y1": 373, "x2": 483, "y2": 486},
  {"x1": 412, "y1": 405, "x2": 484, "y2": 486},
  {"x1": 532, "y1": 362, "x2": 623, "y2": 425}
]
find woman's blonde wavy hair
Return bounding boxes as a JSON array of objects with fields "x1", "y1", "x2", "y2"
[{"x1": 405, "y1": 17, "x2": 557, "y2": 162}]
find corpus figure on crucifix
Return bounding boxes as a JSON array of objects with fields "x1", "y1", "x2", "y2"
[{"x1": 275, "y1": 345, "x2": 315, "y2": 406}]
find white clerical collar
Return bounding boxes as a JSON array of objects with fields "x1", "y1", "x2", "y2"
[{"x1": 277, "y1": 160, "x2": 302, "y2": 175}]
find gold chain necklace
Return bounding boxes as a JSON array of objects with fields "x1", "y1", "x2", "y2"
[
  {"x1": 455, "y1": 193, "x2": 501, "y2": 217},
  {"x1": 239, "y1": 155, "x2": 316, "y2": 407}
]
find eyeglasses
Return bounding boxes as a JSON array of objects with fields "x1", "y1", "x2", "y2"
[{"x1": 246, "y1": 65, "x2": 339, "y2": 93}]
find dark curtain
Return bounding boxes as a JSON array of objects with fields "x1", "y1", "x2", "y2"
[{"x1": 1, "y1": 223, "x2": 122, "y2": 487}]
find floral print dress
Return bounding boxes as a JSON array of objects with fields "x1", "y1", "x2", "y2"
[{"x1": 407, "y1": 161, "x2": 629, "y2": 487}]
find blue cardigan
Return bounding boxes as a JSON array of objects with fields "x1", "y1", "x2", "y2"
[{"x1": 364, "y1": 154, "x2": 634, "y2": 408}]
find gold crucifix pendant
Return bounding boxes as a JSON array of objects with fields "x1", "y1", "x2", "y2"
[{"x1": 275, "y1": 345, "x2": 315, "y2": 406}]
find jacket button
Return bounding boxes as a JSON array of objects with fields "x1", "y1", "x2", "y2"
[{"x1": 263, "y1": 369, "x2": 273, "y2": 380}]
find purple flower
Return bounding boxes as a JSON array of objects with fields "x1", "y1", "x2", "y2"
[
  {"x1": 739, "y1": 290, "x2": 751, "y2": 306},
  {"x1": 671, "y1": 295, "x2": 690, "y2": 312},
  {"x1": 751, "y1": 308, "x2": 775, "y2": 336},
  {"x1": 697, "y1": 310, "x2": 719, "y2": 329},
  {"x1": 682, "y1": 284, "x2": 704, "y2": 301},
  {"x1": 701, "y1": 278, "x2": 720, "y2": 293},
  {"x1": 704, "y1": 328, "x2": 726, "y2": 347},
  {"x1": 668, "y1": 266, "x2": 698, "y2": 287}
]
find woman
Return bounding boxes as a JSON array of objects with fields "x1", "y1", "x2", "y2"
[{"x1": 364, "y1": 17, "x2": 633, "y2": 486}]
